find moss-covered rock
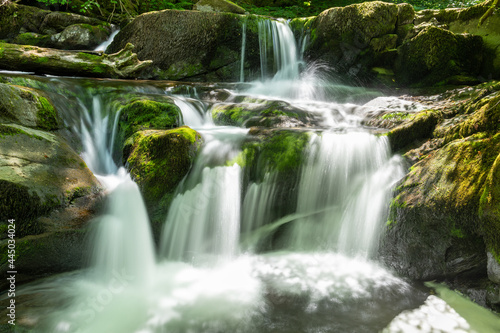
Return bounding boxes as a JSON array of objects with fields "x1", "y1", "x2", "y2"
[
  {"x1": 395, "y1": 26, "x2": 483, "y2": 87},
  {"x1": 126, "y1": 126, "x2": 203, "y2": 210},
  {"x1": 107, "y1": 10, "x2": 263, "y2": 81},
  {"x1": 379, "y1": 83, "x2": 500, "y2": 284},
  {"x1": 386, "y1": 109, "x2": 441, "y2": 152},
  {"x1": 302, "y1": 1, "x2": 399, "y2": 83},
  {"x1": 0, "y1": 83, "x2": 60, "y2": 131},
  {"x1": 0, "y1": 124, "x2": 101, "y2": 237},
  {"x1": 0, "y1": 3, "x2": 112, "y2": 50},
  {"x1": 380, "y1": 134, "x2": 498, "y2": 280},
  {"x1": 194, "y1": 0, "x2": 246, "y2": 14},
  {"x1": 114, "y1": 94, "x2": 182, "y2": 147},
  {"x1": 212, "y1": 98, "x2": 320, "y2": 128}
]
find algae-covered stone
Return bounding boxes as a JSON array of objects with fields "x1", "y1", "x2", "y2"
[
  {"x1": 386, "y1": 110, "x2": 441, "y2": 152},
  {"x1": 51, "y1": 23, "x2": 111, "y2": 50},
  {"x1": 212, "y1": 99, "x2": 320, "y2": 128},
  {"x1": 0, "y1": 83, "x2": 59, "y2": 131},
  {"x1": 126, "y1": 127, "x2": 203, "y2": 207},
  {"x1": 304, "y1": 1, "x2": 398, "y2": 81},
  {"x1": 194, "y1": 0, "x2": 246, "y2": 14},
  {"x1": 395, "y1": 26, "x2": 483, "y2": 86},
  {"x1": 115, "y1": 94, "x2": 182, "y2": 142},
  {"x1": 0, "y1": 124, "x2": 101, "y2": 237},
  {"x1": 380, "y1": 134, "x2": 498, "y2": 280}
]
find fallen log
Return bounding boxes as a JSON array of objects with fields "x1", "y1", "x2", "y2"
[{"x1": 0, "y1": 42, "x2": 152, "y2": 78}]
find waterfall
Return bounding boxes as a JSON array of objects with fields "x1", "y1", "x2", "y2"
[
  {"x1": 287, "y1": 132, "x2": 405, "y2": 257},
  {"x1": 2, "y1": 15, "x2": 445, "y2": 333},
  {"x1": 240, "y1": 18, "x2": 247, "y2": 82}
]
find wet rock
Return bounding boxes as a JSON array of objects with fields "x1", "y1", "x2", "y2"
[
  {"x1": 212, "y1": 98, "x2": 320, "y2": 128},
  {"x1": 125, "y1": 127, "x2": 203, "y2": 219}
]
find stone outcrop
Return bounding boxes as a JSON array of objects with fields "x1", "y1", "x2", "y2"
[{"x1": 378, "y1": 82, "x2": 500, "y2": 309}]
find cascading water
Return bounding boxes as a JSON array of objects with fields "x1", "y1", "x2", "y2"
[{"x1": 1, "y1": 17, "x2": 475, "y2": 333}]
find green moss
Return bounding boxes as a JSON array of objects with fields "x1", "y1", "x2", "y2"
[
  {"x1": 381, "y1": 112, "x2": 411, "y2": 121},
  {"x1": 36, "y1": 96, "x2": 58, "y2": 130},
  {"x1": 119, "y1": 98, "x2": 182, "y2": 139},
  {"x1": 386, "y1": 110, "x2": 441, "y2": 151},
  {"x1": 127, "y1": 127, "x2": 203, "y2": 204},
  {"x1": 76, "y1": 52, "x2": 101, "y2": 61}
]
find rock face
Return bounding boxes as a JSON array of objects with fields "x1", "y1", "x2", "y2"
[
  {"x1": 107, "y1": 10, "x2": 261, "y2": 81},
  {"x1": 379, "y1": 82, "x2": 500, "y2": 288},
  {"x1": 0, "y1": 3, "x2": 112, "y2": 50},
  {"x1": 0, "y1": 82, "x2": 103, "y2": 288},
  {"x1": 194, "y1": 0, "x2": 246, "y2": 14}
]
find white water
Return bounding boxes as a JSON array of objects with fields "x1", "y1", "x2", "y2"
[
  {"x1": 94, "y1": 29, "x2": 120, "y2": 52},
  {"x1": 4, "y1": 18, "x2": 468, "y2": 333}
]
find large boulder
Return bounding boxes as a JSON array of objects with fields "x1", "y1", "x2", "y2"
[
  {"x1": 410, "y1": 0, "x2": 500, "y2": 81},
  {"x1": 0, "y1": 82, "x2": 103, "y2": 288},
  {"x1": 394, "y1": 26, "x2": 483, "y2": 86},
  {"x1": 380, "y1": 82, "x2": 500, "y2": 287},
  {"x1": 299, "y1": 1, "x2": 403, "y2": 83},
  {"x1": 107, "y1": 10, "x2": 262, "y2": 81}
]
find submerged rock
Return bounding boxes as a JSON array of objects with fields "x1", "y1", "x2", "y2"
[{"x1": 212, "y1": 98, "x2": 320, "y2": 128}]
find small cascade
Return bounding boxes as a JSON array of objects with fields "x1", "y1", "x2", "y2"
[
  {"x1": 286, "y1": 132, "x2": 405, "y2": 257},
  {"x1": 160, "y1": 126, "x2": 248, "y2": 262},
  {"x1": 160, "y1": 164, "x2": 242, "y2": 262},
  {"x1": 94, "y1": 29, "x2": 120, "y2": 52},
  {"x1": 79, "y1": 96, "x2": 119, "y2": 176},
  {"x1": 90, "y1": 180, "x2": 156, "y2": 284},
  {"x1": 172, "y1": 96, "x2": 211, "y2": 128},
  {"x1": 257, "y1": 19, "x2": 301, "y2": 81},
  {"x1": 240, "y1": 18, "x2": 247, "y2": 82}
]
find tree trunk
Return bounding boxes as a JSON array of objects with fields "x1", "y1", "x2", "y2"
[{"x1": 0, "y1": 42, "x2": 152, "y2": 78}]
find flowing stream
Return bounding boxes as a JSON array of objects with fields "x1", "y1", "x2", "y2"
[{"x1": 0, "y1": 19, "x2": 478, "y2": 333}]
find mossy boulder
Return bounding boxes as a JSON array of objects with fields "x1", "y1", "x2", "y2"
[
  {"x1": 380, "y1": 134, "x2": 497, "y2": 280},
  {"x1": 395, "y1": 26, "x2": 483, "y2": 87},
  {"x1": 107, "y1": 10, "x2": 263, "y2": 81},
  {"x1": 211, "y1": 98, "x2": 320, "y2": 128},
  {"x1": 194, "y1": 0, "x2": 245, "y2": 14},
  {"x1": 50, "y1": 23, "x2": 112, "y2": 50},
  {"x1": 125, "y1": 126, "x2": 203, "y2": 218},
  {"x1": 0, "y1": 3, "x2": 112, "y2": 50},
  {"x1": 413, "y1": 0, "x2": 500, "y2": 80},
  {"x1": 0, "y1": 123, "x2": 103, "y2": 288},
  {"x1": 301, "y1": 1, "x2": 400, "y2": 83},
  {"x1": 380, "y1": 83, "x2": 500, "y2": 285},
  {"x1": 114, "y1": 94, "x2": 182, "y2": 151},
  {"x1": 0, "y1": 83, "x2": 60, "y2": 131}
]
